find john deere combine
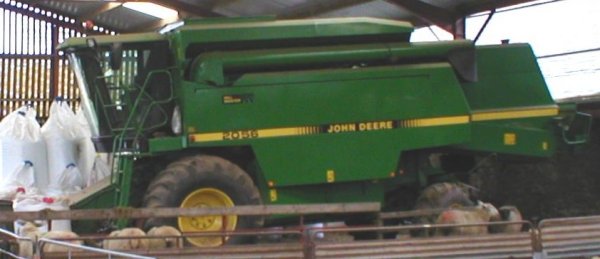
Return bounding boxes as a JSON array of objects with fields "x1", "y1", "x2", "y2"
[{"x1": 59, "y1": 17, "x2": 589, "y2": 246}]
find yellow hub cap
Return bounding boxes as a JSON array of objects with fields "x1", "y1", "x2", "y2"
[{"x1": 178, "y1": 188, "x2": 237, "y2": 247}]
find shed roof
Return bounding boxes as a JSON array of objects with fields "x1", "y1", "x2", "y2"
[{"x1": 19, "y1": 0, "x2": 539, "y2": 34}]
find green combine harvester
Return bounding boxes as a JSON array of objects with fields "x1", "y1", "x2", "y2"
[{"x1": 59, "y1": 17, "x2": 589, "y2": 247}]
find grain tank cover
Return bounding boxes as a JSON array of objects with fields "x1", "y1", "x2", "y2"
[{"x1": 167, "y1": 17, "x2": 414, "y2": 51}]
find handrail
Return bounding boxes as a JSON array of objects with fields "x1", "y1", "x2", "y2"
[
  {"x1": 539, "y1": 214, "x2": 600, "y2": 228},
  {"x1": 0, "y1": 212, "x2": 598, "y2": 258},
  {"x1": 379, "y1": 205, "x2": 486, "y2": 219},
  {"x1": 0, "y1": 228, "x2": 22, "y2": 240},
  {"x1": 310, "y1": 220, "x2": 531, "y2": 236},
  {"x1": 0, "y1": 248, "x2": 25, "y2": 259},
  {"x1": 0, "y1": 202, "x2": 381, "y2": 222},
  {"x1": 0, "y1": 228, "x2": 35, "y2": 259},
  {"x1": 38, "y1": 238, "x2": 155, "y2": 259}
]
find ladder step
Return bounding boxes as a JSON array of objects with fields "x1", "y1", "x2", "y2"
[
  {"x1": 111, "y1": 127, "x2": 137, "y2": 131},
  {"x1": 103, "y1": 104, "x2": 128, "y2": 108},
  {"x1": 106, "y1": 86, "x2": 127, "y2": 90}
]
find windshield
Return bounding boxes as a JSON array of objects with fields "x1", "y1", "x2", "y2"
[{"x1": 67, "y1": 41, "x2": 174, "y2": 141}]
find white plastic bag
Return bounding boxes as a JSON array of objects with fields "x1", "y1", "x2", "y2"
[
  {"x1": 0, "y1": 105, "x2": 40, "y2": 141},
  {"x1": 13, "y1": 192, "x2": 48, "y2": 234},
  {"x1": 47, "y1": 164, "x2": 83, "y2": 196},
  {"x1": 0, "y1": 161, "x2": 35, "y2": 200},
  {"x1": 42, "y1": 99, "x2": 85, "y2": 195},
  {"x1": 75, "y1": 107, "x2": 96, "y2": 187},
  {"x1": 13, "y1": 193, "x2": 71, "y2": 232},
  {"x1": 89, "y1": 155, "x2": 111, "y2": 186},
  {"x1": 0, "y1": 106, "x2": 48, "y2": 193},
  {"x1": 42, "y1": 98, "x2": 84, "y2": 140},
  {"x1": 6, "y1": 161, "x2": 35, "y2": 189},
  {"x1": 45, "y1": 196, "x2": 71, "y2": 231}
]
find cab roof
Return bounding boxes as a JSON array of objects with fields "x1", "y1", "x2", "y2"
[
  {"x1": 59, "y1": 17, "x2": 413, "y2": 50},
  {"x1": 59, "y1": 32, "x2": 165, "y2": 50}
]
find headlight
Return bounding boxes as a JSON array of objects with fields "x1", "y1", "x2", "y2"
[{"x1": 171, "y1": 105, "x2": 182, "y2": 134}]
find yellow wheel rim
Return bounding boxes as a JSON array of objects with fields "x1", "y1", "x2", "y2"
[{"x1": 178, "y1": 188, "x2": 237, "y2": 247}]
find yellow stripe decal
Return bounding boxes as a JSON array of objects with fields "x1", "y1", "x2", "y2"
[
  {"x1": 189, "y1": 106, "x2": 558, "y2": 143},
  {"x1": 190, "y1": 126, "x2": 320, "y2": 142},
  {"x1": 471, "y1": 105, "x2": 559, "y2": 122},
  {"x1": 190, "y1": 132, "x2": 223, "y2": 142},
  {"x1": 409, "y1": 115, "x2": 470, "y2": 127}
]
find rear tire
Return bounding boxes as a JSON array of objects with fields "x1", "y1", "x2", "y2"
[{"x1": 143, "y1": 155, "x2": 263, "y2": 247}]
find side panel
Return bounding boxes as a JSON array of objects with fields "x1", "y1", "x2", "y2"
[
  {"x1": 459, "y1": 44, "x2": 559, "y2": 156},
  {"x1": 252, "y1": 125, "x2": 469, "y2": 186},
  {"x1": 184, "y1": 63, "x2": 472, "y2": 186},
  {"x1": 466, "y1": 119, "x2": 556, "y2": 157},
  {"x1": 189, "y1": 64, "x2": 469, "y2": 131},
  {"x1": 266, "y1": 182, "x2": 385, "y2": 206},
  {"x1": 462, "y1": 44, "x2": 555, "y2": 109}
]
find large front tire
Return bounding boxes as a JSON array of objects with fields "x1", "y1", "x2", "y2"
[{"x1": 143, "y1": 155, "x2": 263, "y2": 247}]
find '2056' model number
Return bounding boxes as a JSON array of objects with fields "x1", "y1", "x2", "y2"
[{"x1": 223, "y1": 130, "x2": 259, "y2": 140}]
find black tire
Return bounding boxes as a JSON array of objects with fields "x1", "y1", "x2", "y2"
[
  {"x1": 468, "y1": 156, "x2": 502, "y2": 204},
  {"x1": 344, "y1": 214, "x2": 379, "y2": 240},
  {"x1": 412, "y1": 182, "x2": 475, "y2": 236},
  {"x1": 130, "y1": 158, "x2": 164, "y2": 208},
  {"x1": 142, "y1": 155, "x2": 263, "y2": 246}
]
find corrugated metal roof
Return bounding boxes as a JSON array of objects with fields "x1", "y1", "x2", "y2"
[
  {"x1": 313, "y1": 1, "x2": 413, "y2": 21},
  {"x1": 35, "y1": 0, "x2": 106, "y2": 16},
  {"x1": 18, "y1": 0, "x2": 538, "y2": 33},
  {"x1": 214, "y1": 0, "x2": 302, "y2": 16},
  {"x1": 94, "y1": 5, "x2": 158, "y2": 31}
]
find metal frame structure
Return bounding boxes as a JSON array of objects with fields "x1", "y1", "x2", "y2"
[
  {"x1": 16, "y1": 1, "x2": 547, "y2": 34},
  {"x1": 0, "y1": 204, "x2": 599, "y2": 258},
  {"x1": 0, "y1": 1, "x2": 114, "y2": 120}
]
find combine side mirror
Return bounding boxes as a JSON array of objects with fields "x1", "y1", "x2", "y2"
[
  {"x1": 109, "y1": 43, "x2": 123, "y2": 70},
  {"x1": 561, "y1": 112, "x2": 592, "y2": 145}
]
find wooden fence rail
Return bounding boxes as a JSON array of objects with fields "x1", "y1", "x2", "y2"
[{"x1": 0, "y1": 202, "x2": 381, "y2": 222}]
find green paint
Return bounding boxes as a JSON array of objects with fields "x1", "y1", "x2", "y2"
[
  {"x1": 149, "y1": 136, "x2": 186, "y2": 153},
  {"x1": 58, "y1": 17, "x2": 588, "y2": 225}
]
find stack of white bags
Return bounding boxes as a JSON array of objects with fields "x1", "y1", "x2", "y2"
[
  {"x1": 0, "y1": 106, "x2": 47, "y2": 197},
  {"x1": 0, "y1": 98, "x2": 110, "y2": 232}
]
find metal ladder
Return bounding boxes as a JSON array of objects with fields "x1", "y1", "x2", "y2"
[{"x1": 93, "y1": 69, "x2": 174, "y2": 223}]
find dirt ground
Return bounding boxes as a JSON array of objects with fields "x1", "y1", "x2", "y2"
[{"x1": 476, "y1": 119, "x2": 600, "y2": 222}]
